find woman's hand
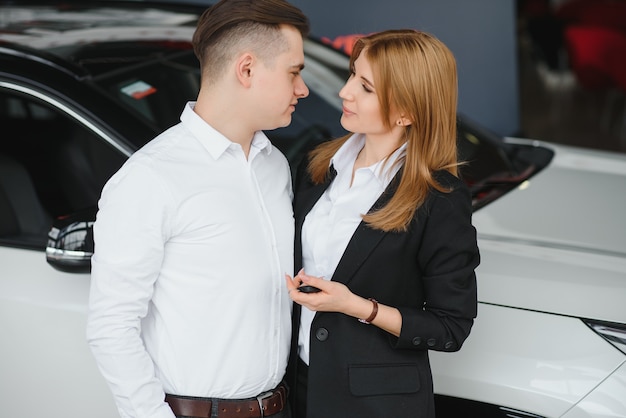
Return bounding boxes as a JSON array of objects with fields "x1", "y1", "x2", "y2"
[
  {"x1": 285, "y1": 269, "x2": 403, "y2": 337},
  {"x1": 285, "y1": 269, "x2": 367, "y2": 317}
]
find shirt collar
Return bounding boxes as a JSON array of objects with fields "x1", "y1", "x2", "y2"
[
  {"x1": 181, "y1": 102, "x2": 272, "y2": 159},
  {"x1": 250, "y1": 131, "x2": 272, "y2": 159},
  {"x1": 331, "y1": 133, "x2": 365, "y2": 173},
  {"x1": 331, "y1": 133, "x2": 407, "y2": 185}
]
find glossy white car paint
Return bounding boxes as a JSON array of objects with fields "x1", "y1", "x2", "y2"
[
  {"x1": 0, "y1": 246, "x2": 118, "y2": 418},
  {"x1": 430, "y1": 305, "x2": 625, "y2": 418},
  {"x1": 562, "y1": 362, "x2": 626, "y2": 418},
  {"x1": 431, "y1": 138, "x2": 626, "y2": 417},
  {"x1": 474, "y1": 139, "x2": 626, "y2": 324}
]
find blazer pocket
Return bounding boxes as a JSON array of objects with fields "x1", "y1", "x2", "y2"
[{"x1": 348, "y1": 364, "x2": 420, "y2": 397}]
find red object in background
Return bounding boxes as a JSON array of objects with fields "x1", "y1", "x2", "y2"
[
  {"x1": 320, "y1": 34, "x2": 367, "y2": 55},
  {"x1": 564, "y1": 25, "x2": 626, "y2": 90}
]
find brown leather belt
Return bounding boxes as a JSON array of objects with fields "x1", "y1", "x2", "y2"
[{"x1": 165, "y1": 383, "x2": 287, "y2": 418}]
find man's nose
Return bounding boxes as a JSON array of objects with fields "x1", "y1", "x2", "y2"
[{"x1": 296, "y1": 77, "x2": 309, "y2": 98}]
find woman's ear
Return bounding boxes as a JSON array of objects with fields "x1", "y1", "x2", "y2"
[{"x1": 396, "y1": 115, "x2": 413, "y2": 127}]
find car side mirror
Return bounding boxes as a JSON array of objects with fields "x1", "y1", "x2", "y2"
[{"x1": 46, "y1": 207, "x2": 96, "y2": 274}]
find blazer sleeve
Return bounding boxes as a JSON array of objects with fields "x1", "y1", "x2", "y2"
[{"x1": 395, "y1": 177, "x2": 480, "y2": 352}]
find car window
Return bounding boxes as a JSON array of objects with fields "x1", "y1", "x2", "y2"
[
  {"x1": 0, "y1": 88, "x2": 126, "y2": 249},
  {"x1": 95, "y1": 46, "x2": 202, "y2": 133}
]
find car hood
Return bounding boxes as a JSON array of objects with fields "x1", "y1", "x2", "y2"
[{"x1": 473, "y1": 139, "x2": 626, "y2": 323}]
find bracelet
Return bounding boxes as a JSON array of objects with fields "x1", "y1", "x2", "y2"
[{"x1": 358, "y1": 298, "x2": 378, "y2": 324}]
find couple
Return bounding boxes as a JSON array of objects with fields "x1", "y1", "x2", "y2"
[{"x1": 86, "y1": 1, "x2": 480, "y2": 417}]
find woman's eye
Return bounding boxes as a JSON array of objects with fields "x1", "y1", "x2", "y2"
[{"x1": 362, "y1": 84, "x2": 373, "y2": 93}]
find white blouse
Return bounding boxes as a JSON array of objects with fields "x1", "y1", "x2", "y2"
[{"x1": 298, "y1": 133, "x2": 406, "y2": 364}]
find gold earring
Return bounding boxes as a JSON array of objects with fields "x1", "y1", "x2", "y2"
[{"x1": 397, "y1": 120, "x2": 403, "y2": 126}]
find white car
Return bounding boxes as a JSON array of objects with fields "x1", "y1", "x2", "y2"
[
  {"x1": 430, "y1": 136, "x2": 626, "y2": 417},
  {"x1": 1, "y1": 2, "x2": 625, "y2": 418}
]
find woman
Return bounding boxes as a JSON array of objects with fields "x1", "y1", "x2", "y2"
[{"x1": 285, "y1": 29, "x2": 480, "y2": 418}]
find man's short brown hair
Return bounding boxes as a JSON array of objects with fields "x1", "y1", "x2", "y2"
[{"x1": 192, "y1": 0, "x2": 309, "y2": 83}]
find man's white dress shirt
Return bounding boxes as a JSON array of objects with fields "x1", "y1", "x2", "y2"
[
  {"x1": 298, "y1": 134, "x2": 406, "y2": 365},
  {"x1": 87, "y1": 102, "x2": 294, "y2": 418}
]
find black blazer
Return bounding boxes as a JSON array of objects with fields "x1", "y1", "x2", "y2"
[{"x1": 288, "y1": 165, "x2": 480, "y2": 418}]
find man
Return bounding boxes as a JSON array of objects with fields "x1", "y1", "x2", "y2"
[{"x1": 86, "y1": 1, "x2": 309, "y2": 417}]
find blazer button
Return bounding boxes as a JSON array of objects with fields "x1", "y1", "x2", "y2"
[
  {"x1": 412, "y1": 337, "x2": 421, "y2": 346},
  {"x1": 427, "y1": 338, "x2": 436, "y2": 347},
  {"x1": 444, "y1": 341, "x2": 454, "y2": 349},
  {"x1": 315, "y1": 328, "x2": 329, "y2": 341}
]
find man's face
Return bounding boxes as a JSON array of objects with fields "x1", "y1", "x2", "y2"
[{"x1": 251, "y1": 25, "x2": 309, "y2": 130}]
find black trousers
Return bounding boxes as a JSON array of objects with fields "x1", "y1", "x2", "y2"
[{"x1": 295, "y1": 358, "x2": 309, "y2": 418}]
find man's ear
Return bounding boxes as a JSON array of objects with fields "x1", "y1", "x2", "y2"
[{"x1": 235, "y1": 53, "x2": 254, "y2": 88}]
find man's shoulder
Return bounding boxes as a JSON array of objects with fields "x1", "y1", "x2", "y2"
[
  {"x1": 106, "y1": 123, "x2": 191, "y2": 183},
  {"x1": 136, "y1": 123, "x2": 188, "y2": 157}
]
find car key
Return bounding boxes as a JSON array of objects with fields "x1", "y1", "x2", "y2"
[{"x1": 298, "y1": 285, "x2": 321, "y2": 293}]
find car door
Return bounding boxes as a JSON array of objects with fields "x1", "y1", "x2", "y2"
[{"x1": 0, "y1": 83, "x2": 126, "y2": 417}]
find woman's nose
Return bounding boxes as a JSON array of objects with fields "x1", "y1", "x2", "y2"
[{"x1": 339, "y1": 83, "x2": 351, "y2": 100}]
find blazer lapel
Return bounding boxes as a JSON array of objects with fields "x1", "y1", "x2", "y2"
[{"x1": 331, "y1": 169, "x2": 402, "y2": 286}]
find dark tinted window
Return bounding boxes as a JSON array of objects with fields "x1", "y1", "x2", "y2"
[
  {"x1": 94, "y1": 46, "x2": 201, "y2": 132},
  {"x1": 0, "y1": 88, "x2": 126, "y2": 248}
]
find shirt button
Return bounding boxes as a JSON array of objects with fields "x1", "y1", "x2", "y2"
[
  {"x1": 412, "y1": 337, "x2": 421, "y2": 346},
  {"x1": 315, "y1": 328, "x2": 329, "y2": 341}
]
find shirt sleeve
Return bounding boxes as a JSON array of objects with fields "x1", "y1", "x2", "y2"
[{"x1": 86, "y1": 159, "x2": 176, "y2": 418}]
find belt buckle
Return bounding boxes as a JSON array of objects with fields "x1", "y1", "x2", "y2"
[{"x1": 256, "y1": 390, "x2": 273, "y2": 418}]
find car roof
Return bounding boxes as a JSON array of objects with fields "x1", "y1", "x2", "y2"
[{"x1": 0, "y1": 1, "x2": 203, "y2": 77}]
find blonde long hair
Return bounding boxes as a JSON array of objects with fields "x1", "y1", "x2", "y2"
[{"x1": 307, "y1": 29, "x2": 459, "y2": 232}]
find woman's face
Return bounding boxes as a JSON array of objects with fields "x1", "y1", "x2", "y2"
[{"x1": 339, "y1": 54, "x2": 394, "y2": 138}]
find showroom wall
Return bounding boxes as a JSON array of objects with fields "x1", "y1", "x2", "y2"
[
  {"x1": 183, "y1": 0, "x2": 520, "y2": 137},
  {"x1": 289, "y1": 0, "x2": 520, "y2": 137}
]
